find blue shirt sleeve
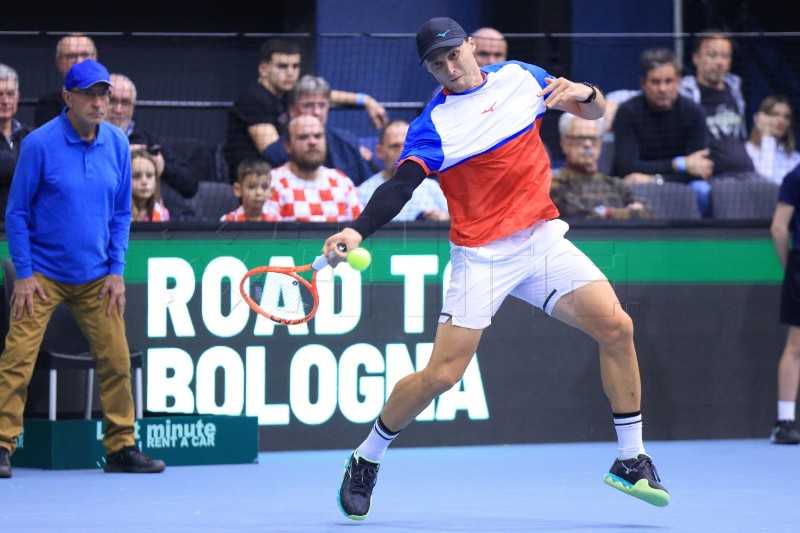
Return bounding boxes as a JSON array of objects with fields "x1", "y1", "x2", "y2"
[{"x1": 108, "y1": 133, "x2": 131, "y2": 276}]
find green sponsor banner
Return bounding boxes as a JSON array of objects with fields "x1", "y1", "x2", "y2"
[
  {"x1": 12, "y1": 415, "x2": 258, "y2": 470},
  {"x1": 0, "y1": 235, "x2": 782, "y2": 284},
  {"x1": 120, "y1": 237, "x2": 781, "y2": 284}
]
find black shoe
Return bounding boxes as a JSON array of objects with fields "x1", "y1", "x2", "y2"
[
  {"x1": 604, "y1": 453, "x2": 670, "y2": 507},
  {"x1": 104, "y1": 445, "x2": 166, "y2": 473},
  {"x1": 0, "y1": 446, "x2": 11, "y2": 479},
  {"x1": 771, "y1": 420, "x2": 800, "y2": 444},
  {"x1": 337, "y1": 451, "x2": 380, "y2": 520}
]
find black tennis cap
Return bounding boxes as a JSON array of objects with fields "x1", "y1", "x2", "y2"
[{"x1": 416, "y1": 17, "x2": 467, "y2": 64}]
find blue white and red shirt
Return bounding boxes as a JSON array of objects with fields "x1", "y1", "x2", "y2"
[{"x1": 399, "y1": 61, "x2": 558, "y2": 246}]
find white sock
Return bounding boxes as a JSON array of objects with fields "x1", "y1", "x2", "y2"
[
  {"x1": 356, "y1": 417, "x2": 400, "y2": 464},
  {"x1": 614, "y1": 412, "x2": 645, "y2": 459},
  {"x1": 778, "y1": 401, "x2": 796, "y2": 421}
]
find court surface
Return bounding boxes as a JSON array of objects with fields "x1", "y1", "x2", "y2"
[{"x1": 1, "y1": 438, "x2": 798, "y2": 532}]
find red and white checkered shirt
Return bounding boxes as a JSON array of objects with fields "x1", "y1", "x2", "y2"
[
  {"x1": 271, "y1": 164, "x2": 362, "y2": 222},
  {"x1": 220, "y1": 204, "x2": 280, "y2": 222}
]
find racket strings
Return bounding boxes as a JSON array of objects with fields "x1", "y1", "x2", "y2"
[{"x1": 245, "y1": 271, "x2": 315, "y2": 321}]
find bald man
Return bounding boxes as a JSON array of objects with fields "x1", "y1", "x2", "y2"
[
  {"x1": 471, "y1": 27, "x2": 508, "y2": 66},
  {"x1": 35, "y1": 34, "x2": 97, "y2": 126}
]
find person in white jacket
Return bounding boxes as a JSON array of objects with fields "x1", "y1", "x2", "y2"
[{"x1": 747, "y1": 94, "x2": 800, "y2": 184}]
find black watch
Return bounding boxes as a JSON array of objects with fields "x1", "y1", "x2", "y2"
[{"x1": 577, "y1": 82, "x2": 597, "y2": 104}]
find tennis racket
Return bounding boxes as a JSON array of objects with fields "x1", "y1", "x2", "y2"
[{"x1": 239, "y1": 243, "x2": 345, "y2": 325}]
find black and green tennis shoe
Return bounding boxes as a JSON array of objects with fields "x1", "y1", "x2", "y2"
[
  {"x1": 337, "y1": 450, "x2": 380, "y2": 520},
  {"x1": 604, "y1": 453, "x2": 670, "y2": 507}
]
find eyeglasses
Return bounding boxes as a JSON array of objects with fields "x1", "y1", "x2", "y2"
[
  {"x1": 110, "y1": 97, "x2": 135, "y2": 108},
  {"x1": 565, "y1": 135, "x2": 601, "y2": 144},
  {"x1": 70, "y1": 88, "x2": 111, "y2": 99},
  {"x1": 59, "y1": 51, "x2": 94, "y2": 61}
]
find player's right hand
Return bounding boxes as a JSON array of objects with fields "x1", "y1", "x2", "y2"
[{"x1": 323, "y1": 228, "x2": 363, "y2": 267}]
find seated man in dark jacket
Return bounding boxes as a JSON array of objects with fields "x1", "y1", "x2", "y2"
[
  {"x1": 613, "y1": 48, "x2": 713, "y2": 216},
  {"x1": 0, "y1": 63, "x2": 32, "y2": 216}
]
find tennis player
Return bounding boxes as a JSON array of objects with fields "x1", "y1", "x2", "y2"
[{"x1": 324, "y1": 17, "x2": 669, "y2": 519}]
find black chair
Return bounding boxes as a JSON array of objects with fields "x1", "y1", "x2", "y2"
[
  {"x1": 164, "y1": 136, "x2": 218, "y2": 183},
  {"x1": 711, "y1": 178, "x2": 779, "y2": 220},
  {"x1": 629, "y1": 182, "x2": 702, "y2": 220},
  {"x1": 186, "y1": 181, "x2": 240, "y2": 222},
  {"x1": 1, "y1": 259, "x2": 143, "y2": 420},
  {"x1": 215, "y1": 141, "x2": 231, "y2": 183}
]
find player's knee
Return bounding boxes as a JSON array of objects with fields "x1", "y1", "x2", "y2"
[
  {"x1": 597, "y1": 311, "x2": 634, "y2": 347},
  {"x1": 785, "y1": 338, "x2": 800, "y2": 359},
  {"x1": 421, "y1": 365, "x2": 463, "y2": 396}
]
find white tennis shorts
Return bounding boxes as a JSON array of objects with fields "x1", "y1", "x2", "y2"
[{"x1": 439, "y1": 219, "x2": 606, "y2": 329}]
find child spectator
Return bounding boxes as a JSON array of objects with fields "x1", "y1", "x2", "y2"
[
  {"x1": 131, "y1": 150, "x2": 169, "y2": 222},
  {"x1": 221, "y1": 159, "x2": 280, "y2": 222}
]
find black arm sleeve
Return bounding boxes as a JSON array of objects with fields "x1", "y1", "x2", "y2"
[{"x1": 349, "y1": 159, "x2": 429, "y2": 239}]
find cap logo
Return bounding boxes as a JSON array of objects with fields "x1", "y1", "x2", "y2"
[{"x1": 436, "y1": 29, "x2": 451, "y2": 38}]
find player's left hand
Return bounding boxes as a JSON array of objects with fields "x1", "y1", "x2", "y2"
[
  {"x1": 99, "y1": 274, "x2": 126, "y2": 317},
  {"x1": 538, "y1": 77, "x2": 592, "y2": 108}
]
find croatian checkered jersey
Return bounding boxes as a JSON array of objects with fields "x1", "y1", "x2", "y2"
[
  {"x1": 399, "y1": 61, "x2": 559, "y2": 246},
  {"x1": 271, "y1": 164, "x2": 362, "y2": 222},
  {"x1": 220, "y1": 204, "x2": 280, "y2": 222}
]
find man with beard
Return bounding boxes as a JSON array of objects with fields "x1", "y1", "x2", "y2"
[
  {"x1": 262, "y1": 75, "x2": 374, "y2": 186},
  {"x1": 269, "y1": 114, "x2": 362, "y2": 222}
]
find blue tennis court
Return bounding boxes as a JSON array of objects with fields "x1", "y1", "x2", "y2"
[{"x1": 2, "y1": 438, "x2": 797, "y2": 531}]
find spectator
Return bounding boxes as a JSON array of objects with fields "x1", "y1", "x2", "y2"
[
  {"x1": 271, "y1": 115, "x2": 361, "y2": 222},
  {"x1": 225, "y1": 39, "x2": 387, "y2": 177},
  {"x1": 107, "y1": 73, "x2": 199, "y2": 220},
  {"x1": 552, "y1": 114, "x2": 652, "y2": 220},
  {"x1": 0, "y1": 59, "x2": 165, "y2": 478},
  {"x1": 34, "y1": 34, "x2": 97, "y2": 127},
  {"x1": 1, "y1": 64, "x2": 32, "y2": 215},
  {"x1": 263, "y1": 75, "x2": 374, "y2": 186},
  {"x1": 131, "y1": 150, "x2": 169, "y2": 222},
  {"x1": 358, "y1": 120, "x2": 448, "y2": 221},
  {"x1": 471, "y1": 27, "x2": 508, "y2": 66},
  {"x1": 603, "y1": 89, "x2": 640, "y2": 132},
  {"x1": 613, "y1": 48, "x2": 713, "y2": 216},
  {"x1": 679, "y1": 30, "x2": 757, "y2": 180},
  {"x1": 221, "y1": 159, "x2": 279, "y2": 222},
  {"x1": 747, "y1": 95, "x2": 800, "y2": 185},
  {"x1": 769, "y1": 164, "x2": 800, "y2": 445}
]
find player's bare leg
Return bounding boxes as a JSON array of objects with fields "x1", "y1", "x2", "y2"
[
  {"x1": 338, "y1": 320, "x2": 482, "y2": 520},
  {"x1": 552, "y1": 279, "x2": 669, "y2": 507},
  {"x1": 552, "y1": 280, "x2": 639, "y2": 413},
  {"x1": 381, "y1": 320, "x2": 483, "y2": 431}
]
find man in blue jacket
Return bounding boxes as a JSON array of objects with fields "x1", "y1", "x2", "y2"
[{"x1": 0, "y1": 59, "x2": 164, "y2": 479}]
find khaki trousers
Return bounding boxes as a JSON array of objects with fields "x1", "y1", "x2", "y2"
[{"x1": 0, "y1": 273, "x2": 135, "y2": 454}]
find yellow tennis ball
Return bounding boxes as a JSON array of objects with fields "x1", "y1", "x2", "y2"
[{"x1": 347, "y1": 247, "x2": 371, "y2": 271}]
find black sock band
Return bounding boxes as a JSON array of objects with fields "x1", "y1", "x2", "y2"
[
  {"x1": 612, "y1": 411, "x2": 641, "y2": 420},
  {"x1": 376, "y1": 416, "x2": 401, "y2": 439}
]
